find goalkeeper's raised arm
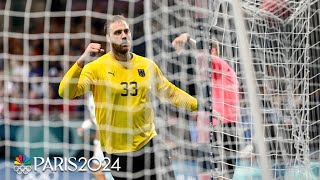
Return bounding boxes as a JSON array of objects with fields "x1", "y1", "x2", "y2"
[
  {"x1": 171, "y1": 33, "x2": 196, "y2": 54},
  {"x1": 58, "y1": 43, "x2": 104, "y2": 99}
]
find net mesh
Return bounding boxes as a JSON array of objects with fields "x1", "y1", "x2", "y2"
[{"x1": 0, "y1": 0, "x2": 319, "y2": 179}]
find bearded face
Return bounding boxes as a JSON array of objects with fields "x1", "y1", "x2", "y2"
[
  {"x1": 108, "y1": 20, "x2": 132, "y2": 55},
  {"x1": 111, "y1": 40, "x2": 130, "y2": 54}
]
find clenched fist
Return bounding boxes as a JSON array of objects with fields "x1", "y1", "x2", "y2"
[{"x1": 77, "y1": 43, "x2": 105, "y2": 67}]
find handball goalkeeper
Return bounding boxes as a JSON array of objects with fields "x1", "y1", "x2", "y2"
[{"x1": 59, "y1": 15, "x2": 198, "y2": 180}]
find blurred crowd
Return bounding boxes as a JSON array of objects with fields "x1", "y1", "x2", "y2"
[{"x1": 2, "y1": 35, "x2": 84, "y2": 121}]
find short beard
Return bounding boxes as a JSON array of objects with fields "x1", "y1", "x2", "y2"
[{"x1": 111, "y1": 43, "x2": 129, "y2": 55}]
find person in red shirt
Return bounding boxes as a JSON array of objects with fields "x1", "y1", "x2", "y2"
[{"x1": 172, "y1": 33, "x2": 240, "y2": 179}]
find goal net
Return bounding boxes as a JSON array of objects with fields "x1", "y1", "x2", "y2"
[{"x1": 0, "y1": 0, "x2": 319, "y2": 179}]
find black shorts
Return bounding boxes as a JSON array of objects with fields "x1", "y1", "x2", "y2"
[{"x1": 103, "y1": 138, "x2": 175, "y2": 180}]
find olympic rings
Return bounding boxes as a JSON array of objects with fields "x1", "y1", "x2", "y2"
[{"x1": 13, "y1": 165, "x2": 32, "y2": 175}]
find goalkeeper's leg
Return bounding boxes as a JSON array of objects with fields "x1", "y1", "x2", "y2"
[{"x1": 221, "y1": 122, "x2": 239, "y2": 179}]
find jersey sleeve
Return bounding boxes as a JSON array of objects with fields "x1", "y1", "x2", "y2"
[
  {"x1": 153, "y1": 62, "x2": 198, "y2": 111},
  {"x1": 59, "y1": 62, "x2": 94, "y2": 99}
]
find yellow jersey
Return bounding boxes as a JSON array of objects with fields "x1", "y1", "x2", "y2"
[{"x1": 59, "y1": 52, "x2": 197, "y2": 154}]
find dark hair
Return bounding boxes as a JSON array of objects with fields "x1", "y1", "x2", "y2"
[{"x1": 103, "y1": 15, "x2": 129, "y2": 35}]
